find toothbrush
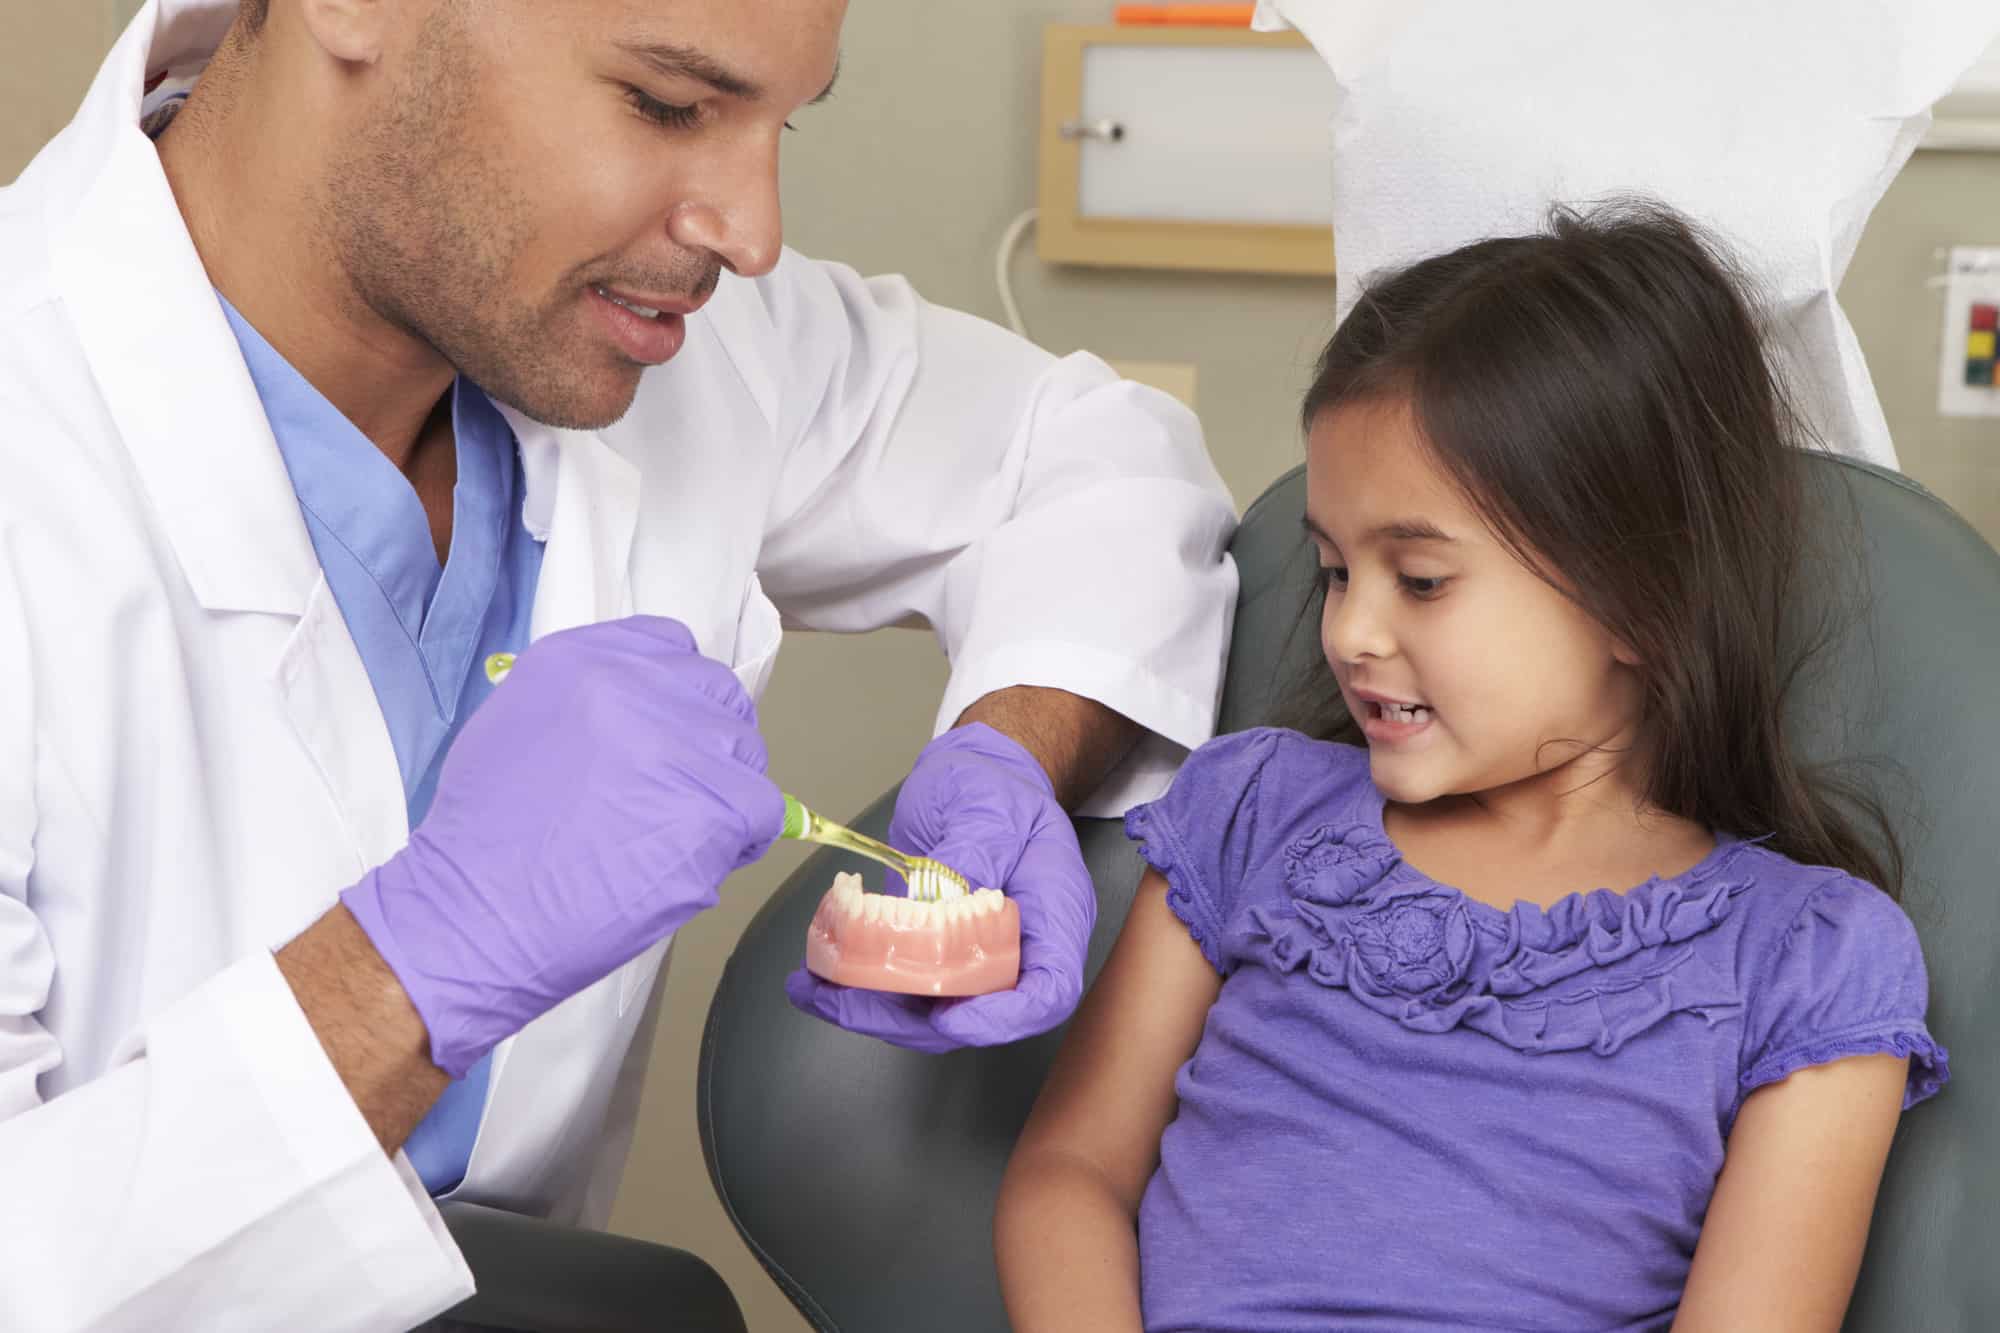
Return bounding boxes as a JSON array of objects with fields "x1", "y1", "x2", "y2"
[
  {"x1": 779, "y1": 794, "x2": 970, "y2": 904},
  {"x1": 483, "y1": 652, "x2": 970, "y2": 903}
]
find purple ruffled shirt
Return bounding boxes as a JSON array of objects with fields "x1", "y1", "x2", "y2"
[{"x1": 1125, "y1": 728, "x2": 1946, "y2": 1332}]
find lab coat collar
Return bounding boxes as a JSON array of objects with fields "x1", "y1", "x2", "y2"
[
  {"x1": 50, "y1": 0, "x2": 640, "y2": 629},
  {"x1": 503, "y1": 409, "x2": 641, "y2": 637},
  {"x1": 49, "y1": 0, "x2": 319, "y2": 618}
]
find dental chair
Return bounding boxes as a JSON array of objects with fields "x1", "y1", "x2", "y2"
[
  {"x1": 697, "y1": 455, "x2": 2000, "y2": 1331},
  {"x1": 433, "y1": 1202, "x2": 746, "y2": 1333}
]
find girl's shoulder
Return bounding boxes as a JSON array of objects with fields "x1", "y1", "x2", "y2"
[
  {"x1": 1719, "y1": 841, "x2": 1945, "y2": 1114},
  {"x1": 1706, "y1": 839, "x2": 1926, "y2": 1012},
  {"x1": 1168, "y1": 726, "x2": 1377, "y2": 818},
  {"x1": 1127, "y1": 727, "x2": 1380, "y2": 880},
  {"x1": 1720, "y1": 839, "x2": 1917, "y2": 953},
  {"x1": 1125, "y1": 729, "x2": 1381, "y2": 972}
]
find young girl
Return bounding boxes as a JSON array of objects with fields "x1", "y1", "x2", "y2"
[{"x1": 994, "y1": 203, "x2": 1947, "y2": 1331}]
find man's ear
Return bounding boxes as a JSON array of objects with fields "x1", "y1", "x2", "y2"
[{"x1": 294, "y1": 0, "x2": 393, "y2": 65}]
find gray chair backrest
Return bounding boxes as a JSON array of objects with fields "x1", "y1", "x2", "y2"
[{"x1": 699, "y1": 456, "x2": 2000, "y2": 1332}]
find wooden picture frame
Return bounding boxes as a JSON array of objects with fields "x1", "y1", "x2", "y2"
[{"x1": 1037, "y1": 24, "x2": 1337, "y2": 277}]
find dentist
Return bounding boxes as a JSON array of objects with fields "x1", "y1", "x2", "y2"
[{"x1": 0, "y1": 0, "x2": 1237, "y2": 1327}]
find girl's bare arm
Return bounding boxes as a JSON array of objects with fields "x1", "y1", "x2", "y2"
[
  {"x1": 1674, "y1": 1054, "x2": 1909, "y2": 1331},
  {"x1": 995, "y1": 870, "x2": 1222, "y2": 1332}
]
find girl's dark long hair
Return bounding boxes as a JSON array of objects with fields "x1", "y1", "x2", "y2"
[{"x1": 1287, "y1": 199, "x2": 1903, "y2": 895}]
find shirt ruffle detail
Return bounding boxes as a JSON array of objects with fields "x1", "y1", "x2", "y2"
[
  {"x1": 1740, "y1": 1026, "x2": 1950, "y2": 1111},
  {"x1": 1245, "y1": 822, "x2": 1757, "y2": 1056},
  {"x1": 1126, "y1": 802, "x2": 1219, "y2": 971}
]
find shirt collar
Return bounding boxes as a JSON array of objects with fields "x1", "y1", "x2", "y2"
[{"x1": 215, "y1": 291, "x2": 516, "y2": 642}]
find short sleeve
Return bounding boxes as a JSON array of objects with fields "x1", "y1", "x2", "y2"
[
  {"x1": 1737, "y1": 873, "x2": 1948, "y2": 1115},
  {"x1": 1123, "y1": 728, "x2": 1291, "y2": 973}
]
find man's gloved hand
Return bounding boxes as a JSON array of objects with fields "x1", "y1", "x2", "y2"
[
  {"x1": 784, "y1": 723, "x2": 1095, "y2": 1053},
  {"x1": 343, "y1": 616, "x2": 784, "y2": 1078}
]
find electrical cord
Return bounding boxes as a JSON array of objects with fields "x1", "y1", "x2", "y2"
[{"x1": 995, "y1": 207, "x2": 1041, "y2": 343}]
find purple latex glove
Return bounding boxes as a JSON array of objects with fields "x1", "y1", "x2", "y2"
[
  {"x1": 784, "y1": 722, "x2": 1095, "y2": 1052},
  {"x1": 343, "y1": 616, "x2": 784, "y2": 1078}
]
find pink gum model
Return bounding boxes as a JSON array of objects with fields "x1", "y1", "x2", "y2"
[{"x1": 804, "y1": 872, "x2": 1022, "y2": 997}]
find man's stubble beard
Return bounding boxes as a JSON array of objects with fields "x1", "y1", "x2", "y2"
[{"x1": 321, "y1": 25, "x2": 644, "y2": 431}]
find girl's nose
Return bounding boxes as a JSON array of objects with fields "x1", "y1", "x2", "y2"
[{"x1": 1323, "y1": 582, "x2": 1394, "y2": 665}]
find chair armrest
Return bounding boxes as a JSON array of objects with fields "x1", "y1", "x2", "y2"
[{"x1": 438, "y1": 1202, "x2": 747, "y2": 1333}]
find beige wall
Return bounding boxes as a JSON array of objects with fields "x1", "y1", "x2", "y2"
[
  {"x1": 0, "y1": 3, "x2": 139, "y2": 180},
  {"x1": 7, "y1": 7, "x2": 1997, "y2": 1333},
  {"x1": 1845, "y1": 151, "x2": 2000, "y2": 539}
]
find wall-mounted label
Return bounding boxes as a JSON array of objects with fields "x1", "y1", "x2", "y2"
[{"x1": 1938, "y1": 246, "x2": 2000, "y2": 419}]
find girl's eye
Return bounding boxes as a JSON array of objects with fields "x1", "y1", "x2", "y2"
[
  {"x1": 628, "y1": 88, "x2": 704, "y2": 131},
  {"x1": 1318, "y1": 565, "x2": 1348, "y2": 590},
  {"x1": 1399, "y1": 574, "x2": 1448, "y2": 599}
]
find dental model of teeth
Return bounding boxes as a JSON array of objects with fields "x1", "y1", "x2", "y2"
[{"x1": 804, "y1": 871, "x2": 1022, "y2": 997}]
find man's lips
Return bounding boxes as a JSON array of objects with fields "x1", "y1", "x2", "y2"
[
  {"x1": 591, "y1": 282, "x2": 709, "y2": 319},
  {"x1": 587, "y1": 285, "x2": 692, "y2": 366}
]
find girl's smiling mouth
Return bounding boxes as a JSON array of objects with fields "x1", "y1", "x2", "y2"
[{"x1": 1349, "y1": 688, "x2": 1436, "y2": 744}]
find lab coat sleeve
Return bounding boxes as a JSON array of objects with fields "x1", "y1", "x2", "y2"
[
  {"x1": 0, "y1": 543, "x2": 471, "y2": 1330},
  {"x1": 745, "y1": 252, "x2": 1241, "y2": 812}
]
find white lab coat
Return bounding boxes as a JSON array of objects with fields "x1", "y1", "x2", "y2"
[{"x1": 0, "y1": 3, "x2": 1239, "y2": 1328}]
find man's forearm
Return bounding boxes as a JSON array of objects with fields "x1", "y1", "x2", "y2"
[
  {"x1": 956, "y1": 686, "x2": 1142, "y2": 811},
  {"x1": 274, "y1": 904, "x2": 449, "y2": 1154}
]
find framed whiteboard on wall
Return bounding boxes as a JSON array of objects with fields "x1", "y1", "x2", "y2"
[{"x1": 1036, "y1": 25, "x2": 1338, "y2": 277}]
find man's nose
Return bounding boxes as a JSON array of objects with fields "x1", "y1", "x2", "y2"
[{"x1": 666, "y1": 143, "x2": 784, "y2": 279}]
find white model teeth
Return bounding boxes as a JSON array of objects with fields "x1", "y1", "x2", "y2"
[
  {"x1": 827, "y1": 872, "x2": 1004, "y2": 923},
  {"x1": 596, "y1": 286, "x2": 662, "y2": 319},
  {"x1": 914, "y1": 868, "x2": 969, "y2": 903}
]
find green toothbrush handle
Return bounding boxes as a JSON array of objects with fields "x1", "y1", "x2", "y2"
[{"x1": 779, "y1": 793, "x2": 918, "y2": 878}]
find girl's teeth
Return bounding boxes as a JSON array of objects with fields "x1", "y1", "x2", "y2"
[{"x1": 1378, "y1": 702, "x2": 1430, "y2": 723}]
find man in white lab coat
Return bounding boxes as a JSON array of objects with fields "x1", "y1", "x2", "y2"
[{"x1": 0, "y1": 0, "x2": 1237, "y2": 1328}]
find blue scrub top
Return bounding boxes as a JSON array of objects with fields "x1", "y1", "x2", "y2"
[{"x1": 221, "y1": 296, "x2": 546, "y2": 1195}]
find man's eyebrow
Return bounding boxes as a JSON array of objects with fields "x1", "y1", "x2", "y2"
[
  {"x1": 617, "y1": 41, "x2": 763, "y2": 101},
  {"x1": 617, "y1": 43, "x2": 842, "y2": 108}
]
